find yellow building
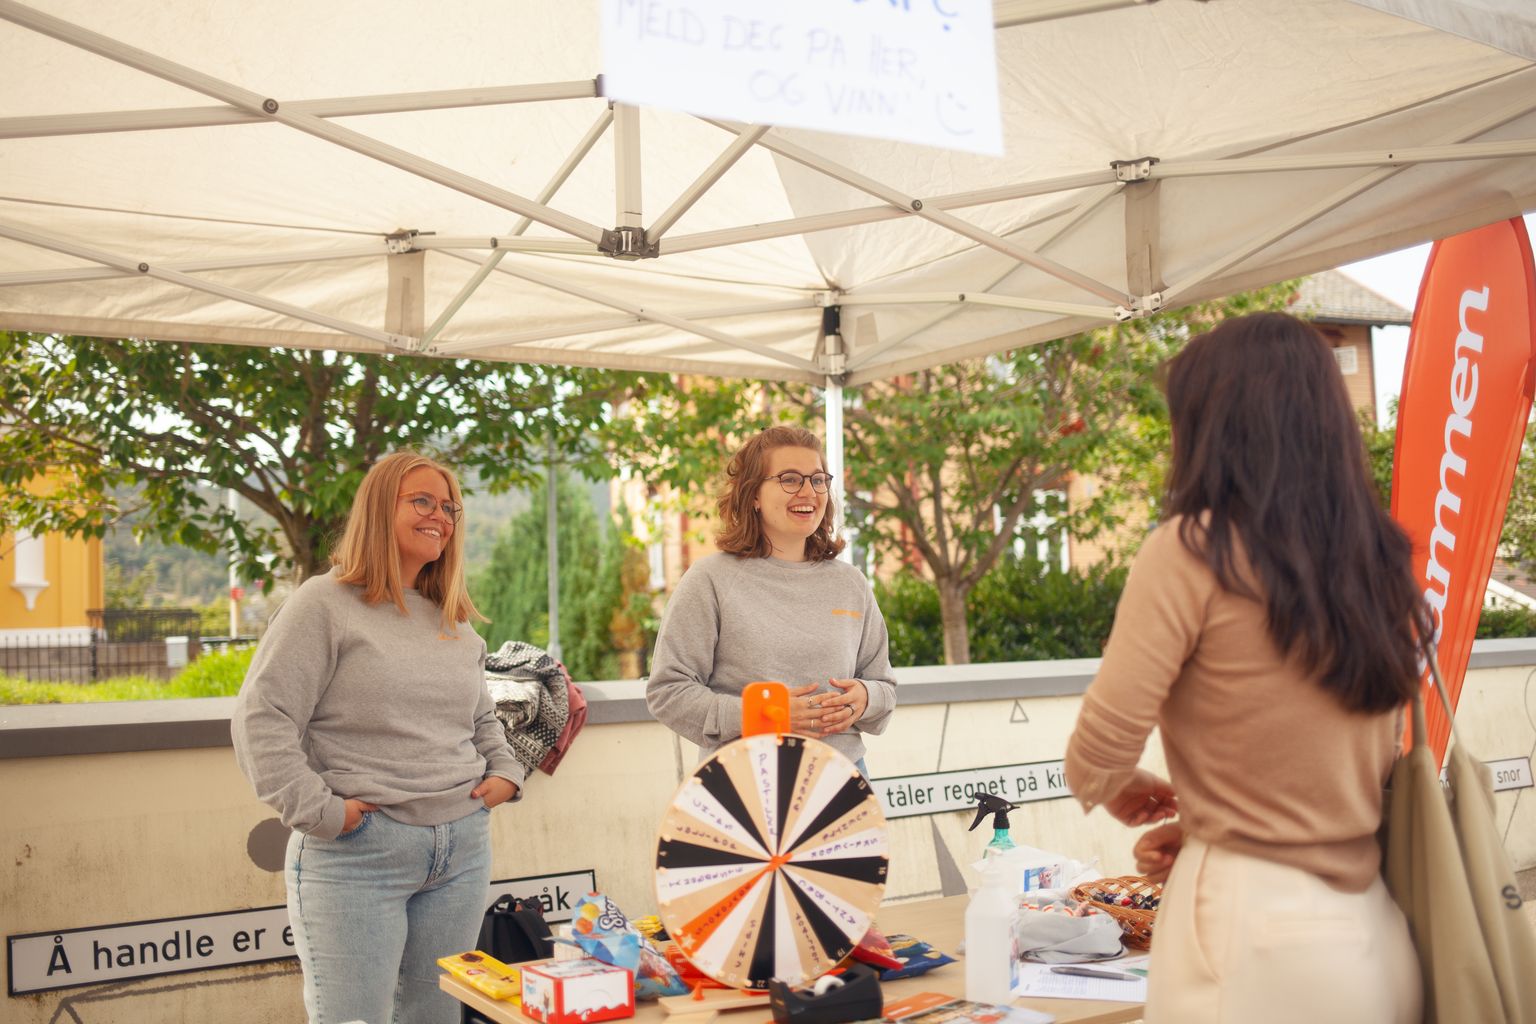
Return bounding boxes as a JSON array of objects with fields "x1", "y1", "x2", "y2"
[{"x1": 1, "y1": 474, "x2": 104, "y2": 635}]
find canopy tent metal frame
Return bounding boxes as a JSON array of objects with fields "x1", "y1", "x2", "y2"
[
  {"x1": 4, "y1": 0, "x2": 1536, "y2": 649},
  {"x1": 4, "y1": 0, "x2": 1535, "y2": 388}
]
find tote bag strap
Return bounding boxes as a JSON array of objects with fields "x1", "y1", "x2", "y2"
[{"x1": 1412, "y1": 640, "x2": 1459, "y2": 755}]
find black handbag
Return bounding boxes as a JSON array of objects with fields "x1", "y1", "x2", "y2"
[{"x1": 462, "y1": 895, "x2": 556, "y2": 1024}]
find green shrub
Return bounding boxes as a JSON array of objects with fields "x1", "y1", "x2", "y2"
[
  {"x1": 1476, "y1": 605, "x2": 1536, "y2": 639},
  {"x1": 165, "y1": 645, "x2": 255, "y2": 697},
  {"x1": 874, "y1": 573, "x2": 945, "y2": 668},
  {"x1": 878, "y1": 555, "x2": 1536, "y2": 667},
  {"x1": 0, "y1": 645, "x2": 254, "y2": 705},
  {"x1": 0, "y1": 673, "x2": 169, "y2": 705},
  {"x1": 876, "y1": 556, "x2": 1129, "y2": 667},
  {"x1": 969, "y1": 557, "x2": 1128, "y2": 662}
]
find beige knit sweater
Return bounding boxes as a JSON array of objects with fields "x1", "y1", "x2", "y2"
[{"x1": 1065, "y1": 519, "x2": 1400, "y2": 892}]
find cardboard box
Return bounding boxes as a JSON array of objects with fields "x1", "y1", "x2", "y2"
[{"x1": 521, "y1": 958, "x2": 635, "y2": 1024}]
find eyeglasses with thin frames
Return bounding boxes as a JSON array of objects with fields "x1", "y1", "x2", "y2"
[
  {"x1": 401, "y1": 493, "x2": 463, "y2": 524},
  {"x1": 765, "y1": 471, "x2": 833, "y2": 494}
]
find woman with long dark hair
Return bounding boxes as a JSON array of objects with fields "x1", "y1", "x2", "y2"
[
  {"x1": 1065, "y1": 313, "x2": 1425, "y2": 1023},
  {"x1": 646, "y1": 425, "x2": 897, "y2": 771}
]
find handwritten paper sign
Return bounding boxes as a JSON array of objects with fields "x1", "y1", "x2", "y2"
[{"x1": 600, "y1": 0, "x2": 1003, "y2": 155}]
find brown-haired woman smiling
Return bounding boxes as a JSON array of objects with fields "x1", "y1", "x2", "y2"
[
  {"x1": 233, "y1": 451, "x2": 521, "y2": 1024},
  {"x1": 1065, "y1": 313, "x2": 1425, "y2": 1023},
  {"x1": 646, "y1": 425, "x2": 897, "y2": 771}
]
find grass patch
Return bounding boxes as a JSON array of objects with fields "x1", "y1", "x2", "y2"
[{"x1": 0, "y1": 646, "x2": 254, "y2": 705}]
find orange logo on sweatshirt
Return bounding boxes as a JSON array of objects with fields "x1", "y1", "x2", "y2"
[{"x1": 831, "y1": 609, "x2": 862, "y2": 619}]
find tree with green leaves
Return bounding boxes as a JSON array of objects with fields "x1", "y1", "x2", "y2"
[
  {"x1": 0, "y1": 332, "x2": 642, "y2": 588},
  {"x1": 609, "y1": 288, "x2": 1298, "y2": 664},
  {"x1": 1361, "y1": 402, "x2": 1536, "y2": 568},
  {"x1": 793, "y1": 286, "x2": 1299, "y2": 663},
  {"x1": 472, "y1": 472, "x2": 636, "y2": 681}
]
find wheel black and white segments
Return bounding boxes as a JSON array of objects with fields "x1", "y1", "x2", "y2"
[{"x1": 654, "y1": 734, "x2": 888, "y2": 990}]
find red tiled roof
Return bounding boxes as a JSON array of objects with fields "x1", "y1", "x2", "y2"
[{"x1": 1491, "y1": 558, "x2": 1536, "y2": 604}]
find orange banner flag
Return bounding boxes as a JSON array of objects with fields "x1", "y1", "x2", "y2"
[{"x1": 1390, "y1": 217, "x2": 1536, "y2": 764}]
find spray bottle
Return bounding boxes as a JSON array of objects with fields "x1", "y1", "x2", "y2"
[{"x1": 968, "y1": 793, "x2": 1017, "y2": 860}]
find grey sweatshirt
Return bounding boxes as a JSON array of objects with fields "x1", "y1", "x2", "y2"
[
  {"x1": 232, "y1": 570, "x2": 522, "y2": 839},
  {"x1": 645, "y1": 553, "x2": 898, "y2": 763}
]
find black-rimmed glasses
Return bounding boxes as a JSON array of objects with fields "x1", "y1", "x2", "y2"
[
  {"x1": 402, "y1": 494, "x2": 463, "y2": 523},
  {"x1": 766, "y1": 471, "x2": 833, "y2": 494}
]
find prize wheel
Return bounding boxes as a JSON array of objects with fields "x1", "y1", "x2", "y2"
[{"x1": 654, "y1": 733, "x2": 888, "y2": 990}]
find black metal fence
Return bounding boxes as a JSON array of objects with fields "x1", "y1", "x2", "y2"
[
  {"x1": 1, "y1": 609, "x2": 206, "y2": 683},
  {"x1": 87, "y1": 608, "x2": 202, "y2": 642}
]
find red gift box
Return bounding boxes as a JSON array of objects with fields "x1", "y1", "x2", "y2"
[{"x1": 521, "y1": 958, "x2": 635, "y2": 1024}]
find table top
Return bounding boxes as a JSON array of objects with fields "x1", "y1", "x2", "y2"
[{"x1": 441, "y1": 895, "x2": 1143, "y2": 1024}]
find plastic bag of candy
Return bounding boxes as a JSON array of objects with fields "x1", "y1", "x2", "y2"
[
  {"x1": 559, "y1": 893, "x2": 689, "y2": 998},
  {"x1": 876, "y1": 934, "x2": 957, "y2": 981}
]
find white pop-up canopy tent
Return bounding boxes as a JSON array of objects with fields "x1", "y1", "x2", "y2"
[{"x1": 1, "y1": 0, "x2": 1535, "y2": 388}]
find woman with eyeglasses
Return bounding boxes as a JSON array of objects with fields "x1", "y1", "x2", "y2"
[
  {"x1": 646, "y1": 425, "x2": 897, "y2": 773},
  {"x1": 233, "y1": 451, "x2": 521, "y2": 1024}
]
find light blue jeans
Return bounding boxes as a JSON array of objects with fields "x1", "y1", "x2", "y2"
[{"x1": 285, "y1": 807, "x2": 492, "y2": 1024}]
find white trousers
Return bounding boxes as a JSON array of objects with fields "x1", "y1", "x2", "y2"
[{"x1": 1145, "y1": 835, "x2": 1421, "y2": 1024}]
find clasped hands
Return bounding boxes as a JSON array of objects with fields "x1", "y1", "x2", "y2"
[
  {"x1": 787, "y1": 679, "x2": 867, "y2": 737},
  {"x1": 1106, "y1": 767, "x2": 1183, "y2": 884}
]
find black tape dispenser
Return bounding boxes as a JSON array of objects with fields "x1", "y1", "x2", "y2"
[{"x1": 768, "y1": 963, "x2": 883, "y2": 1024}]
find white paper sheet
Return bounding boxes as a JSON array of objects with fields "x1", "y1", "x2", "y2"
[
  {"x1": 600, "y1": 0, "x2": 1003, "y2": 154},
  {"x1": 1013, "y1": 962, "x2": 1148, "y2": 1003}
]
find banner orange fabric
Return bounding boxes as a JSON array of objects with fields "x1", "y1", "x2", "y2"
[{"x1": 1390, "y1": 218, "x2": 1536, "y2": 764}]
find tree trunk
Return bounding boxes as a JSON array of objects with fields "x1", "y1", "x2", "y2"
[
  {"x1": 287, "y1": 519, "x2": 332, "y2": 583},
  {"x1": 936, "y1": 576, "x2": 971, "y2": 665}
]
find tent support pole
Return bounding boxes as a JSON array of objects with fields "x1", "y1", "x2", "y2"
[
  {"x1": 843, "y1": 186, "x2": 1121, "y2": 372},
  {"x1": 705, "y1": 118, "x2": 1129, "y2": 304},
  {"x1": 614, "y1": 103, "x2": 643, "y2": 230},
  {"x1": 825, "y1": 377, "x2": 849, "y2": 565},
  {"x1": 649, "y1": 125, "x2": 770, "y2": 239},
  {"x1": 1123, "y1": 179, "x2": 1164, "y2": 299},
  {"x1": 0, "y1": 219, "x2": 404, "y2": 347},
  {"x1": 839, "y1": 291, "x2": 1115, "y2": 320},
  {"x1": 409, "y1": 237, "x2": 597, "y2": 256},
  {"x1": 818, "y1": 305, "x2": 852, "y2": 563},
  {"x1": 994, "y1": 0, "x2": 1155, "y2": 28},
  {"x1": 431, "y1": 299, "x2": 816, "y2": 356},
  {"x1": 430, "y1": 252, "x2": 821, "y2": 373},
  {"x1": 1153, "y1": 136, "x2": 1536, "y2": 180},
  {"x1": 421, "y1": 107, "x2": 614, "y2": 344},
  {"x1": 662, "y1": 166, "x2": 1116, "y2": 255},
  {"x1": 0, "y1": 0, "x2": 606, "y2": 245},
  {"x1": 546, "y1": 433, "x2": 562, "y2": 661},
  {"x1": 0, "y1": 242, "x2": 384, "y2": 288},
  {"x1": 0, "y1": 80, "x2": 600, "y2": 140},
  {"x1": 1164, "y1": 91, "x2": 1536, "y2": 304}
]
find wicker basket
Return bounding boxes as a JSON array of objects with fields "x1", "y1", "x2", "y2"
[{"x1": 1069, "y1": 876, "x2": 1162, "y2": 950}]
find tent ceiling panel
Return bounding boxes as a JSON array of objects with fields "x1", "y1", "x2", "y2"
[{"x1": 1, "y1": 0, "x2": 1533, "y2": 382}]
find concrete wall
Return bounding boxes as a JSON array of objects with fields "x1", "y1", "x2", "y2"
[{"x1": 3, "y1": 642, "x2": 1534, "y2": 1023}]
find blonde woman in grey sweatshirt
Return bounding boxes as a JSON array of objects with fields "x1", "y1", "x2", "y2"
[
  {"x1": 646, "y1": 426, "x2": 897, "y2": 772},
  {"x1": 233, "y1": 452, "x2": 521, "y2": 1024}
]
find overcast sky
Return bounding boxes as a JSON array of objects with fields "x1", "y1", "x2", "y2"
[{"x1": 1340, "y1": 212, "x2": 1536, "y2": 424}]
